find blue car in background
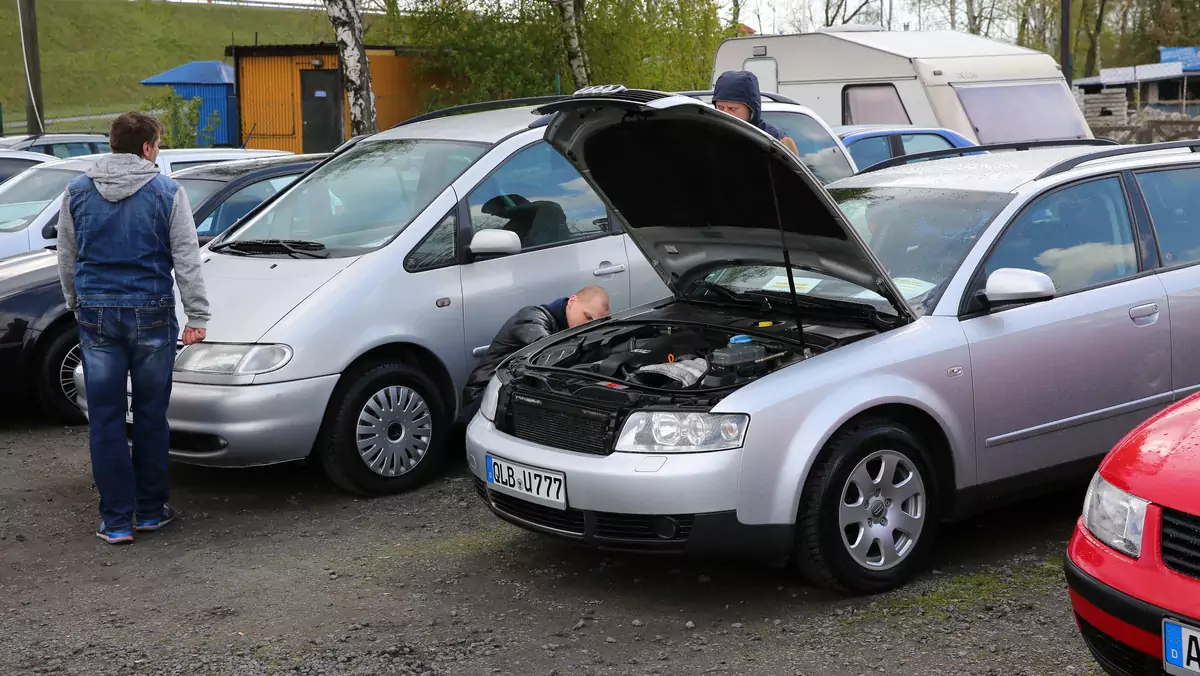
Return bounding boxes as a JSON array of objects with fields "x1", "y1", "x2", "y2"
[{"x1": 834, "y1": 124, "x2": 977, "y2": 172}]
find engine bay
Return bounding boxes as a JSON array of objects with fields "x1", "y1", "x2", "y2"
[{"x1": 504, "y1": 302, "x2": 881, "y2": 404}]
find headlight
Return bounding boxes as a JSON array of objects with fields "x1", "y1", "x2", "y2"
[
  {"x1": 614, "y1": 411, "x2": 749, "y2": 453},
  {"x1": 1082, "y1": 472, "x2": 1148, "y2": 558},
  {"x1": 173, "y1": 343, "x2": 293, "y2": 375},
  {"x1": 479, "y1": 377, "x2": 502, "y2": 422}
]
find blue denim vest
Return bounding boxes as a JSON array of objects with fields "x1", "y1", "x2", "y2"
[{"x1": 68, "y1": 172, "x2": 179, "y2": 309}]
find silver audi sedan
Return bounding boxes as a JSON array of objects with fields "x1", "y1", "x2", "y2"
[{"x1": 468, "y1": 88, "x2": 1199, "y2": 593}]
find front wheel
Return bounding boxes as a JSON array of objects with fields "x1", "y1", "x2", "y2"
[
  {"x1": 35, "y1": 324, "x2": 86, "y2": 425},
  {"x1": 317, "y1": 362, "x2": 449, "y2": 497},
  {"x1": 793, "y1": 418, "x2": 940, "y2": 595}
]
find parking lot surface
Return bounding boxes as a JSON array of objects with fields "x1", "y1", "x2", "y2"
[{"x1": 1, "y1": 414, "x2": 1103, "y2": 676}]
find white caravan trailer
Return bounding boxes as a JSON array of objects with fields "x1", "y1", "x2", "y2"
[{"x1": 711, "y1": 27, "x2": 1092, "y2": 145}]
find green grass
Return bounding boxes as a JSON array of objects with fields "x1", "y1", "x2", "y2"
[
  {"x1": 0, "y1": 0, "x2": 339, "y2": 124},
  {"x1": 844, "y1": 556, "x2": 1066, "y2": 625}
]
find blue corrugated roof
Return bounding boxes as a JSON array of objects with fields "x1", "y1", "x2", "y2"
[{"x1": 141, "y1": 61, "x2": 235, "y2": 86}]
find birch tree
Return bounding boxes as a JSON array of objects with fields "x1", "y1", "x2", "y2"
[
  {"x1": 323, "y1": 0, "x2": 379, "y2": 136},
  {"x1": 552, "y1": 0, "x2": 592, "y2": 89}
]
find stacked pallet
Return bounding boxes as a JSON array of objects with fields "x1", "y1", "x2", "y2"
[{"x1": 1080, "y1": 90, "x2": 1130, "y2": 126}]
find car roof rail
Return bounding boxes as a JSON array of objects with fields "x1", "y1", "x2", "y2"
[
  {"x1": 855, "y1": 138, "x2": 1119, "y2": 175},
  {"x1": 675, "y1": 89, "x2": 801, "y2": 105},
  {"x1": 1033, "y1": 138, "x2": 1200, "y2": 180},
  {"x1": 392, "y1": 95, "x2": 569, "y2": 129}
]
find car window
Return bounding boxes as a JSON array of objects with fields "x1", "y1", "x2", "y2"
[
  {"x1": 761, "y1": 112, "x2": 855, "y2": 184},
  {"x1": 845, "y1": 136, "x2": 892, "y2": 170},
  {"x1": 51, "y1": 143, "x2": 93, "y2": 158},
  {"x1": 843, "y1": 84, "x2": 910, "y2": 125},
  {"x1": 176, "y1": 178, "x2": 226, "y2": 211},
  {"x1": 196, "y1": 174, "x2": 301, "y2": 238},
  {"x1": 91, "y1": 142, "x2": 112, "y2": 154},
  {"x1": 0, "y1": 158, "x2": 38, "y2": 184},
  {"x1": 900, "y1": 134, "x2": 954, "y2": 155},
  {"x1": 954, "y1": 82, "x2": 1090, "y2": 144},
  {"x1": 0, "y1": 167, "x2": 82, "y2": 233},
  {"x1": 1133, "y1": 166, "x2": 1200, "y2": 267},
  {"x1": 405, "y1": 210, "x2": 457, "y2": 272},
  {"x1": 28, "y1": 145, "x2": 53, "y2": 157},
  {"x1": 985, "y1": 177, "x2": 1137, "y2": 294},
  {"x1": 223, "y1": 139, "x2": 486, "y2": 254},
  {"x1": 467, "y1": 141, "x2": 609, "y2": 249}
]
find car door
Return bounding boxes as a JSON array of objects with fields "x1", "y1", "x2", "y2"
[
  {"x1": 457, "y1": 140, "x2": 631, "y2": 363},
  {"x1": 961, "y1": 175, "x2": 1172, "y2": 485},
  {"x1": 1130, "y1": 165, "x2": 1200, "y2": 397},
  {"x1": 844, "y1": 135, "x2": 892, "y2": 170}
]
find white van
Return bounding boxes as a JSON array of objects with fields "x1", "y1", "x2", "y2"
[{"x1": 712, "y1": 27, "x2": 1092, "y2": 145}]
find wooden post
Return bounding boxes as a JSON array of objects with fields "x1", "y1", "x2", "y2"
[{"x1": 17, "y1": 0, "x2": 45, "y2": 134}]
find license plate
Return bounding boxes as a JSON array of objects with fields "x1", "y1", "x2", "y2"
[
  {"x1": 125, "y1": 395, "x2": 133, "y2": 424},
  {"x1": 1164, "y1": 618, "x2": 1200, "y2": 675},
  {"x1": 485, "y1": 455, "x2": 566, "y2": 510}
]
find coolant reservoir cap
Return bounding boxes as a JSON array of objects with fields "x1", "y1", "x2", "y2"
[
  {"x1": 757, "y1": 321, "x2": 774, "y2": 327},
  {"x1": 729, "y1": 335, "x2": 753, "y2": 344}
]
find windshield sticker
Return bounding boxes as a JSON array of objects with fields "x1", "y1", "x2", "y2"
[
  {"x1": 852, "y1": 277, "x2": 936, "y2": 301},
  {"x1": 761, "y1": 275, "x2": 824, "y2": 294}
]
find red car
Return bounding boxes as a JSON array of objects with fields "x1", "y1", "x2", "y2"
[{"x1": 1066, "y1": 392, "x2": 1200, "y2": 675}]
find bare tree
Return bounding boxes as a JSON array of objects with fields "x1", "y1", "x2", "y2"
[
  {"x1": 823, "y1": 0, "x2": 872, "y2": 26},
  {"x1": 323, "y1": 0, "x2": 378, "y2": 136}
]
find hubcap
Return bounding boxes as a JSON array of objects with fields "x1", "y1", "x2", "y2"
[
  {"x1": 838, "y1": 449, "x2": 926, "y2": 571},
  {"x1": 356, "y1": 386, "x2": 432, "y2": 477},
  {"x1": 59, "y1": 343, "x2": 82, "y2": 407}
]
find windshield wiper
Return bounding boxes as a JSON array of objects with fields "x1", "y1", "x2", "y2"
[{"x1": 210, "y1": 239, "x2": 329, "y2": 259}]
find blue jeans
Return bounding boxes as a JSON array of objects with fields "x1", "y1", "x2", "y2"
[{"x1": 77, "y1": 306, "x2": 178, "y2": 530}]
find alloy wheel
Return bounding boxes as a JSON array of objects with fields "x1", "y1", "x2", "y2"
[
  {"x1": 838, "y1": 449, "x2": 926, "y2": 571},
  {"x1": 59, "y1": 343, "x2": 82, "y2": 408}
]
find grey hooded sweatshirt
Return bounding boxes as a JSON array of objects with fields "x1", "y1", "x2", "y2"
[{"x1": 56, "y1": 154, "x2": 210, "y2": 329}]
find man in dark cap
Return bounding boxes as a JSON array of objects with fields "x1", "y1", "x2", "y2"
[{"x1": 712, "y1": 70, "x2": 800, "y2": 156}]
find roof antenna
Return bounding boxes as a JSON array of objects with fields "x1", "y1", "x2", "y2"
[{"x1": 766, "y1": 153, "x2": 805, "y2": 347}]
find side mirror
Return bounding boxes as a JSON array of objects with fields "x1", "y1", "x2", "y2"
[
  {"x1": 469, "y1": 229, "x2": 522, "y2": 257},
  {"x1": 983, "y1": 268, "x2": 1056, "y2": 307},
  {"x1": 42, "y1": 213, "x2": 59, "y2": 240}
]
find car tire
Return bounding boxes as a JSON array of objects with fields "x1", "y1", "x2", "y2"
[
  {"x1": 34, "y1": 324, "x2": 86, "y2": 425},
  {"x1": 317, "y1": 361, "x2": 449, "y2": 497},
  {"x1": 793, "y1": 417, "x2": 940, "y2": 595}
]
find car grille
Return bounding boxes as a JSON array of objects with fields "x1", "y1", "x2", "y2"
[
  {"x1": 474, "y1": 478, "x2": 585, "y2": 535},
  {"x1": 1076, "y1": 615, "x2": 1164, "y2": 676},
  {"x1": 594, "y1": 512, "x2": 693, "y2": 541},
  {"x1": 504, "y1": 389, "x2": 617, "y2": 456},
  {"x1": 1161, "y1": 508, "x2": 1200, "y2": 580}
]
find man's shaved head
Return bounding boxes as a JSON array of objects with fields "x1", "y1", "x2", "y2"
[{"x1": 566, "y1": 285, "x2": 611, "y2": 327}]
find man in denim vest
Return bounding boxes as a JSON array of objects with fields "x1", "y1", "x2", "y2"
[{"x1": 56, "y1": 112, "x2": 210, "y2": 544}]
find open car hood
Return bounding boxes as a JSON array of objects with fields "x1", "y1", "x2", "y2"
[{"x1": 536, "y1": 89, "x2": 914, "y2": 321}]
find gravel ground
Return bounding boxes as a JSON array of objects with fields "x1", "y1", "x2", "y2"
[{"x1": 0, "y1": 414, "x2": 1106, "y2": 676}]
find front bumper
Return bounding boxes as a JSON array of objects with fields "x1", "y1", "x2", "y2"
[
  {"x1": 1066, "y1": 517, "x2": 1200, "y2": 676},
  {"x1": 76, "y1": 366, "x2": 338, "y2": 467},
  {"x1": 464, "y1": 415, "x2": 793, "y2": 557}
]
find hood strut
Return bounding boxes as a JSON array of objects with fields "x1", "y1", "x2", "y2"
[{"x1": 766, "y1": 155, "x2": 806, "y2": 348}]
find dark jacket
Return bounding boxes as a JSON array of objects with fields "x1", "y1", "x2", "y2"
[
  {"x1": 712, "y1": 70, "x2": 788, "y2": 142},
  {"x1": 463, "y1": 297, "x2": 569, "y2": 404}
]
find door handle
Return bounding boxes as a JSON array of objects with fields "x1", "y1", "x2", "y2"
[
  {"x1": 593, "y1": 264, "x2": 627, "y2": 276},
  {"x1": 1129, "y1": 303, "x2": 1160, "y2": 326},
  {"x1": 472, "y1": 345, "x2": 489, "y2": 357}
]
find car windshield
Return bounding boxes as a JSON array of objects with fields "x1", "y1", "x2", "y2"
[
  {"x1": 219, "y1": 139, "x2": 487, "y2": 255},
  {"x1": 698, "y1": 187, "x2": 1014, "y2": 314},
  {"x1": 176, "y1": 178, "x2": 226, "y2": 209},
  {"x1": 0, "y1": 167, "x2": 82, "y2": 233}
]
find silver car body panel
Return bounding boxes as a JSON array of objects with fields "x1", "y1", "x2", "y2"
[{"x1": 468, "y1": 123, "x2": 1200, "y2": 529}]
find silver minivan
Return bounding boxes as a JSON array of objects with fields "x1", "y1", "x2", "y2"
[{"x1": 74, "y1": 95, "x2": 858, "y2": 497}]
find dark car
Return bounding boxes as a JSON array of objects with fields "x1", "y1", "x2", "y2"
[{"x1": 0, "y1": 153, "x2": 328, "y2": 423}]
